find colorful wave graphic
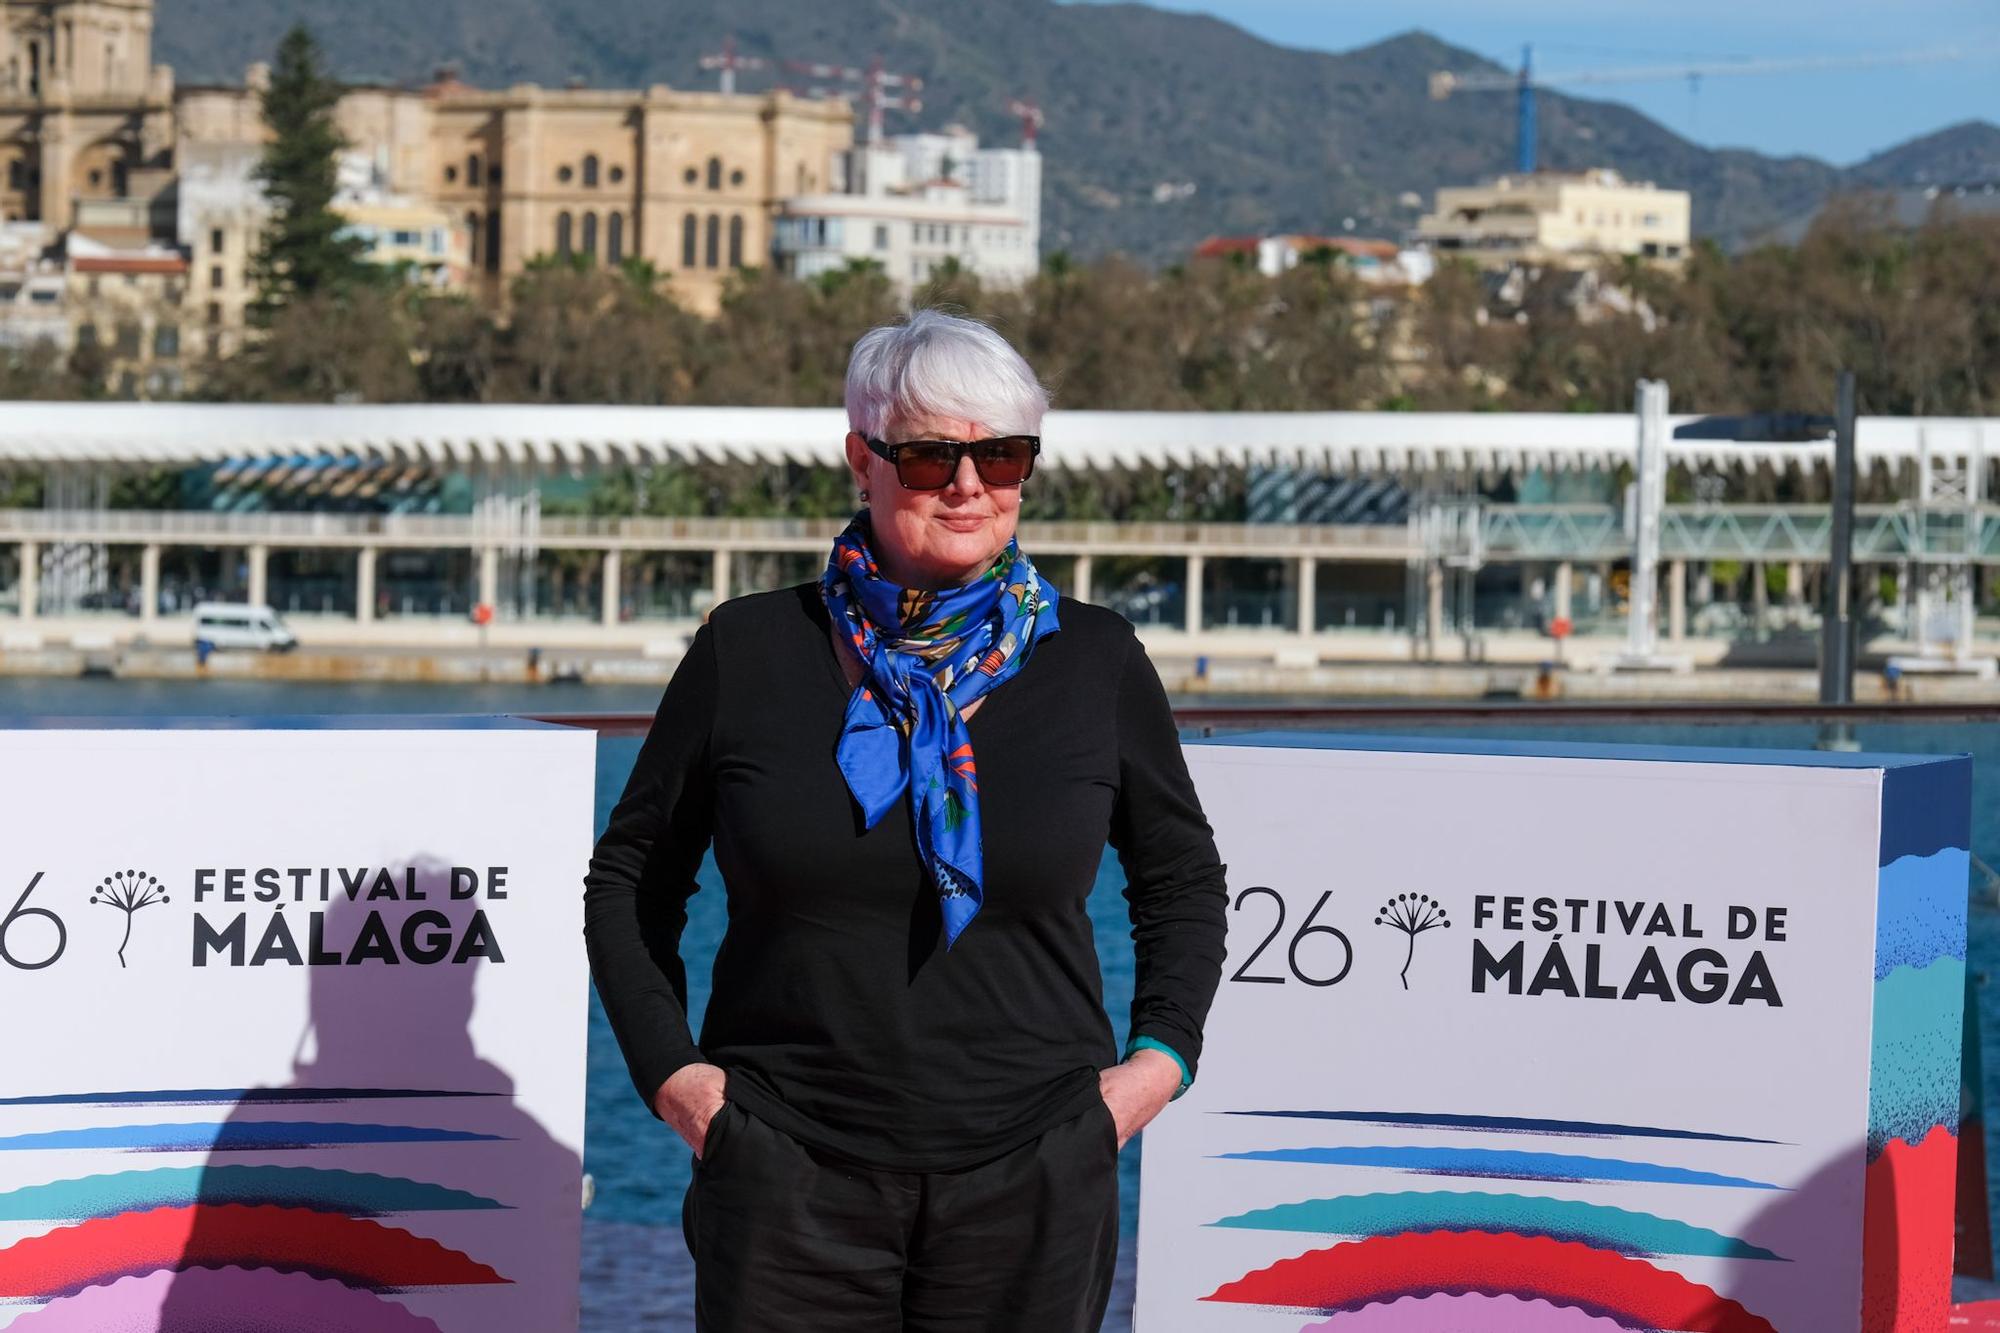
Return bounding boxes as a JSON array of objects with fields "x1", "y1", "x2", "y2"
[
  {"x1": 0, "y1": 1121, "x2": 505, "y2": 1153},
  {"x1": 0, "y1": 1166, "x2": 506, "y2": 1222},
  {"x1": 1863, "y1": 760, "x2": 1968, "y2": 1333},
  {"x1": 0, "y1": 1203, "x2": 507, "y2": 1299},
  {"x1": 1297, "y1": 1291, "x2": 1643, "y2": 1331},
  {"x1": 1869, "y1": 959, "x2": 1966, "y2": 1158},
  {"x1": 1216, "y1": 1144, "x2": 1779, "y2": 1190},
  {"x1": 7, "y1": 1265, "x2": 445, "y2": 1332},
  {"x1": 1204, "y1": 1229, "x2": 1777, "y2": 1332},
  {"x1": 1211, "y1": 1190, "x2": 1785, "y2": 1261},
  {"x1": 1221, "y1": 1109, "x2": 1778, "y2": 1144},
  {"x1": 1862, "y1": 1125, "x2": 1957, "y2": 1331},
  {"x1": 0, "y1": 1088, "x2": 503, "y2": 1108},
  {"x1": 1873, "y1": 849, "x2": 1969, "y2": 979}
]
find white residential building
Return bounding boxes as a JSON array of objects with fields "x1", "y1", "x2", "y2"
[{"x1": 773, "y1": 125, "x2": 1040, "y2": 291}]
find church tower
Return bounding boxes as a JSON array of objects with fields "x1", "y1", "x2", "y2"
[{"x1": 0, "y1": 0, "x2": 174, "y2": 229}]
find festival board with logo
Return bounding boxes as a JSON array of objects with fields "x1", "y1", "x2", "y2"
[
  {"x1": 1136, "y1": 735, "x2": 1969, "y2": 1333},
  {"x1": 0, "y1": 718, "x2": 595, "y2": 1332}
]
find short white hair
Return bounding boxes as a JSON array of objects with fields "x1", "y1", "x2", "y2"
[{"x1": 844, "y1": 310, "x2": 1049, "y2": 440}]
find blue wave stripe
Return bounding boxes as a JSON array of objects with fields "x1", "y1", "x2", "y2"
[
  {"x1": 1874, "y1": 849, "x2": 1969, "y2": 979},
  {"x1": 1869, "y1": 957, "x2": 1965, "y2": 1158},
  {"x1": 1214, "y1": 1145, "x2": 1780, "y2": 1189},
  {"x1": 0, "y1": 1088, "x2": 503, "y2": 1108},
  {"x1": 1219, "y1": 1110, "x2": 1778, "y2": 1144},
  {"x1": 0, "y1": 1165, "x2": 507, "y2": 1219},
  {"x1": 1879, "y1": 757, "x2": 1971, "y2": 866},
  {"x1": 1208, "y1": 1189, "x2": 1786, "y2": 1260},
  {"x1": 0, "y1": 1122, "x2": 506, "y2": 1152}
]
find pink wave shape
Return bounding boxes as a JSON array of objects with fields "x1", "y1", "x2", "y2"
[
  {"x1": 1300, "y1": 1291, "x2": 1641, "y2": 1332},
  {"x1": 8, "y1": 1265, "x2": 444, "y2": 1333}
]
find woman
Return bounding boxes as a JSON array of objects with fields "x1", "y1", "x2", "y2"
[{"x1": 584, "y1": 310, "x2": 1228, "y2": 1331}]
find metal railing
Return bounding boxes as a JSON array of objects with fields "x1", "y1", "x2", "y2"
[{"x1": 10, "y1": 504, "x2": 2000, "y2": 565}]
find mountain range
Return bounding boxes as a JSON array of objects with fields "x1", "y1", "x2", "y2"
[{"x1": 152, "y1": 0, "x2": 2000, "y2": 263}]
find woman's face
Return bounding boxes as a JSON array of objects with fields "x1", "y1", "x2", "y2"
[{"x1": 844, "y1": 413, "x2": 1023, "y2": 590}]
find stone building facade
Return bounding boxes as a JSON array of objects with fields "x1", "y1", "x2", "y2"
[
  {"x1": 2, "y1": 0, "x2": 858, "y2": 378},
  {"x1": 0, "y1": 0, "x2": 175, "y2": 231}
]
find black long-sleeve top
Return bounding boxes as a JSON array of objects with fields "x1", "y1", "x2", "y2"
[{"x1": 583, "y1": 582, "x2": 1228, "y2": 1171}]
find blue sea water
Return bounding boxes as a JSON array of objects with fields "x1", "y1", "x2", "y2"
[{"x1": 6, "y1": 676, "x2": 1998, "y2": 1326}]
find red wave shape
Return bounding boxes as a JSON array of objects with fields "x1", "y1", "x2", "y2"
[
  {"x1": 1864, "y1": 1125, "x2": 1959, "y2": 1332},
  {"x1": 0, "y1": 1204, "x2": 506, "y2": 1300},
  {"x1": 1203, "y1": 1230, "x2": 1776, "y2": 1333}
]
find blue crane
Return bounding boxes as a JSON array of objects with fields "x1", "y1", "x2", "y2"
[{"x1": 1429, "y1": 44, "x2": 1977, "y2": 176}]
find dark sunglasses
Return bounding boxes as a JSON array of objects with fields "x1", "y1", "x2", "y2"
[{"x1": 865, "y1": 435, "x2": 1040, "y2": 490}]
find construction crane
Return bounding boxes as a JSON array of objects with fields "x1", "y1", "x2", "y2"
[
  {"x1": 698, "y1": 36, "x2": 767, "y2": 96},
  {"x1": 784, "y1": 55, "x2": 923, "y2": 143},
  {"x1": 1430, "y1": 43, "x2": 1977, "y2": 175}
]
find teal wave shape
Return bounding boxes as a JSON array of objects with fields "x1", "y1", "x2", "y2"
[
  {"x1": 1209, "y1": 1190, "x2": 1784, "y2": 1261},
  {"x1": 0, "y1": 1165, "x2": 506, "y2": 1221},
  {"x1": 1869, "y1": 957, "x2": 1964, "y2": 1158},
  {"x1": 1874, "y1": 849, "x2": 1968, "y2": 979}
]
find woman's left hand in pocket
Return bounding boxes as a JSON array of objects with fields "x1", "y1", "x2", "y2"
[{"x1": 1098, "y1": 1049, "x2": 1183, "y2": 1149}]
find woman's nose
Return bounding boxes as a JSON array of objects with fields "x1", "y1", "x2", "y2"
[{"x1": 945, "y1": 452, "x2": 983, "y2": 496}]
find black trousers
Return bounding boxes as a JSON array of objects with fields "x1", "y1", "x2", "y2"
[{"x1": 682, "y1": 1097, "x2": 1120, "y2": 1332}]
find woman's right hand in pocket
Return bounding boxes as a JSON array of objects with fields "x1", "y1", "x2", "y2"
[{"x1": 654, "y1": 1062, "x2": 729, "y2": 1157}]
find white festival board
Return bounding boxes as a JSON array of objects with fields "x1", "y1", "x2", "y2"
[
  {"x1": 1137, "y1": 734, "x2": 1970, "y2": 1333},
  {"x1": 0, "y1": 718, "x2": 595, "y2": 1332}
]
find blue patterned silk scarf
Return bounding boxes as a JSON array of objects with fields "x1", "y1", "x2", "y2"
[{"x1": 820, "y1": 514, "x2": 1061, "y2": 949}]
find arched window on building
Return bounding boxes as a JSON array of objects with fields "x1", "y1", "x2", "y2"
[
  {"x1": 485, "y1": 211, "x2": 501, "y2": 272},
  {"x1": 682, "y1": 213, "x2": 698, "y2": 268},
  {"x1": 555, "y1": 211, "x2": 572, "y2": 258},
  {"x1": 727, "y1": 214, "x2": 744, "y2": 268},
  {"x1": 581, "y1": 211, "x2": 598, "y2": 260},
  {"x1": 706, "y1": 156, "x2": 722, "y2": 191},
  {"x1": 705, "y1": 213, "x2": 720, "y2": 269},
  {"x1": 467, "y1": 154, "x2": 482, "y2": 187},
  {"x1": 607, "y1": 212, "x2": 624, "y2": 265},
  {"x1": 583, "y1": 154, "x2": 599, "y2": 188},
  {"x1": 466, "y1": 210, "x2": 480, "y2": 267}
]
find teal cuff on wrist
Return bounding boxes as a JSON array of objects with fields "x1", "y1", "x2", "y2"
[{"x1": 1126, "y1": 1035, "x2": 1193, "y2": 1100}]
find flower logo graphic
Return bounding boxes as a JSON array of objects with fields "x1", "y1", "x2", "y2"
[
  {"x1": 1374, "y1": 893, "x2": 1450, "y2": 990},
  {"x1": 90, "y1": 870, "x2": 168, "y2": 968}
]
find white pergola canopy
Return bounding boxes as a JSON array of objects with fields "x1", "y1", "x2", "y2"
[{"x1": 0, "y1": 402, "x2": 1990, "y2": 474}]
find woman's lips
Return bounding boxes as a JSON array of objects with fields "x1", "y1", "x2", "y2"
[{"x1": 935, "y1": 513, "x2": 992, "y2": 531}]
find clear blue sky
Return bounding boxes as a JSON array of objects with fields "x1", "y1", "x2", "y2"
[{"x1": 1088, "y1": 0, "x2": 1999, "y2": 165}]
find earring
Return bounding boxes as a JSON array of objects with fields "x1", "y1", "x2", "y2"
[{"x1": 859, "y1": 488, "x2": 870, "y2": 502}]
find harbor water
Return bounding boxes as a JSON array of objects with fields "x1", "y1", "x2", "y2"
[{"x1": 6, "y1": 675, "x2": 1997, "y2": 1330}]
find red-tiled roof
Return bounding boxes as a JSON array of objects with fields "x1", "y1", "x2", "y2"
[
  {"x1": 1194, "y1": 234, "x2": 1401, "y2": 262},
  {"x1": 73, "y1": 255, "x2": 188, "y2": 275}
]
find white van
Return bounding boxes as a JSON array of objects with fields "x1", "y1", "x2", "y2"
[{"x1": 192, "y1": 602, "x2": 298, "y2": 653}]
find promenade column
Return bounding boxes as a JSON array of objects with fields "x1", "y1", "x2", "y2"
[
  {"x1": 478, "y1": 547, "x2": 498, "y2": 611},
  {"x1": 1668, "y1": 558, "x2": 1687, "y2": 642},
  {"x1": 139, "y1": 544, "x2": 159, "y2": 626},
  {"x1": 1553, "y1": 560, "x2": 1573, "y2": 622},
  {"x1": 711, "y1": 549, "x2": 732, "y2": 609},
  {"x1": 356, "y1": 546, "x2": 377, "y2": 624},
  {"x1": 600, "y1": 550, "x2": 621, "y2": 628},
  {"x1": 1071, "y1": 554, "x2": 1093, "y2": 604},
  {"x1": 1426, "y1": 561, "x2": 1445, "y2": 657},
  {"x1": 17, "y1": 540, "x2": 37, "y2": 622},
  {"x1": 1295, "y1": 557, "x2": 1316, "y2": 635},
  {"x1": 1752, "y1": 561, "x2": 1769, "y2": 631},
  {"x1": 1184, "y1": 554, "x2": 1205, "y2": 634},
  {"x1": 1786, "y1": 561, "x2": 1804, "y2": 607},
  {"x1": 247, "y1": 543, "x2": 268, "y2": 607}
]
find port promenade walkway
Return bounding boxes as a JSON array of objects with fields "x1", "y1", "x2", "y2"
[{"x1": 2, "y1": 398, "x2": 1996, "y2": 664}]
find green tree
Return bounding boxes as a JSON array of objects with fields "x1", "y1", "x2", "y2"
[{"x1": 248, "y1": 24, "x2": 370, "y2": 321}]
